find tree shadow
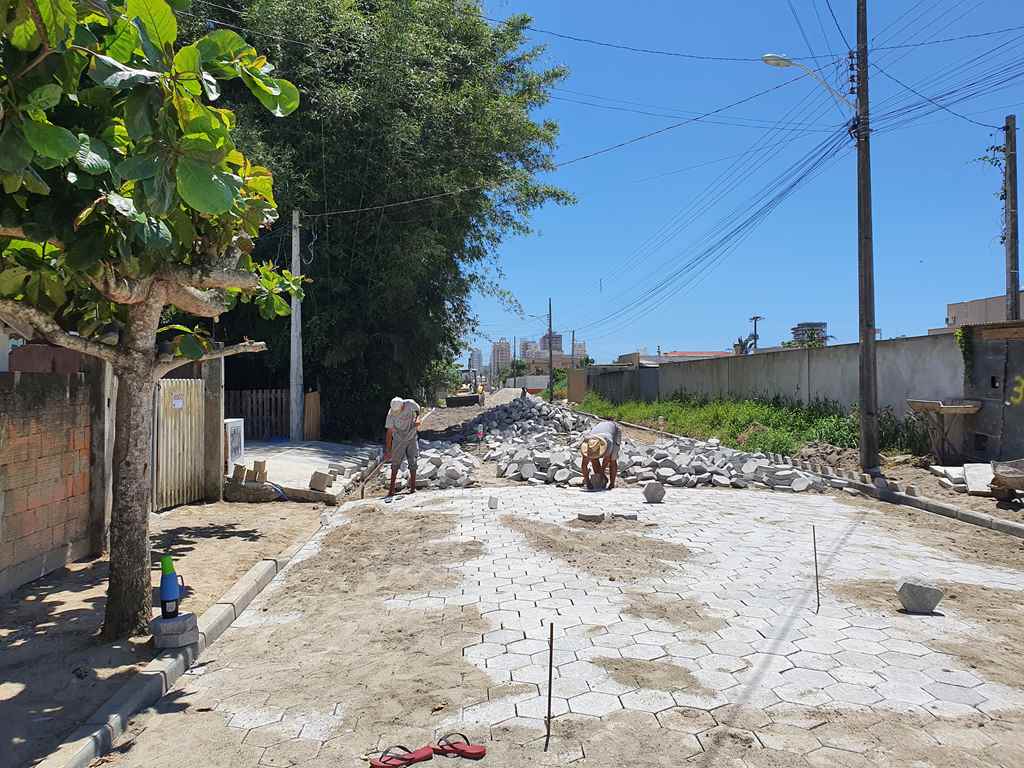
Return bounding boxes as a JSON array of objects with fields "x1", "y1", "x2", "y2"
[{"x1": 2, "y1": 521, "x2": 262, "y2": 768}]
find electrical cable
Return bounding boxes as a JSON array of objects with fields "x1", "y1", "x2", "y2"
[
  {"x1": 823, "y1": 0, "x2": 852, "y2": 51},
  {"x1": 871, "y1": 61, "x2": 1004, "y2": 130}
]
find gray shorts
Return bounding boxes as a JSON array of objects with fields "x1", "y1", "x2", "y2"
[{"x1": 390, "y1": 439, "x2": 418, "y2": 471}]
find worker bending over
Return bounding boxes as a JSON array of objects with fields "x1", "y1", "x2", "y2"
[
  {"x1": 580, "y1": 419, "x2": 621, "y2": 491},
  {"x1": 384, "y1": 396, "x2": 421, "y2": 500}
]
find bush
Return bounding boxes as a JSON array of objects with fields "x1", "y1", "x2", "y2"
[{"x1": 578, "y1": 392, "x2": 926, "y2": 456}]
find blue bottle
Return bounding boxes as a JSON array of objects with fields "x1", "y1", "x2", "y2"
[{"x1": 159, "y1": 555, "x2": 185, "y2": 619}]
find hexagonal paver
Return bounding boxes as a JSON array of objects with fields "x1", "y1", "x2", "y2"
[
  {"x1": 696, "y1": 725, "x2": 762, "y2": 755},
  {"x1": 882, "y1": 639, "x2": 931, "y2": 656},
  {"x1": 550, "y1": 677, "x2": 590, "y2": 699},
  {"x1": 874, "y1": 681, "x2": 934, "y2": 705},
  {"x1": 774, "y1": 683, "x2": 833, "y2": 707},
  {"x1": 825, "y1": 682, "x2": 882, "y2": 706},
  {"x1": 711, "y1": 704, "x2": 769, "y2": 730},
  {"x1": 464, "y1": 642, "x2": 505, "y2": 660},
  {"x1": 516, "y1": 695, "x2": 569, "y2": 719},
  {"x1": 243, "y1": 719, "x2": 304, "y2": 748},
  {"x1": 592, "y1": 633, "x2": 636, "y2": 650},
  {"x1": 259, "y1": 738, "x2": 320, "y2": 767},
  {"x1": 838, "y1": 638, "x2": 887, "y2": 655},
  {"x1": 512, "y1": 665, "x2": 555, "y2": 684},
  {"x1": 462, "y1": 698, "x2": 517, "y2": 724},
  {"x1": 697, "y1": 654, "x2": 748, "y2": 674},
  {"x1": 556, "y1": 660, "x2": 606, "y2": 679},
  {"x1": 794, "y1": 638, "x2": 842, "y2": 655},
  {"x1": 620, "y1": 688, "x2": 676, "y2": 713},
  {"x1": 813, "y1": 723, "x2": 881, "y2": 754},
  {"x1": 779, "y1": 668, "x2": 835, "y2": 689},
  {"x1": 757, "y1": 723, "x2": 822, "y2": 754},
  {"x1": 486, "y1": 653, "x2": 532, "y2": 671},
  {"x1": 765, "y1": 702, "x2": 828, "y2": 730},
  {"x1": 228, "y1": 708, "x2": 284, "y2": 730},
  {"x1": 741, "y1": 653, "x2": 793, "y2": 674},
  {"x1": 657, "y1": 706, "x2": 717, "y2": 733},
  {"x1": 707, "y1": 639, "x2": 755, "y2": 657},
  {"x1": 634, "y1": 631, "x2": 676, "y2": 646},
  {"x1": 829, "y1": 666, "x2": 884, "y2": 687},
  {"x1": 925, "y1": 667, "x2": 983, "y2": 688},
  {"x1": 664, "y1": 641, "x2": 710, "y2": 659},
  {"x1": 567, "y1": 691, "x2": 623, "y2": 717},
  {"x1": 606, "y1": 621, "x2": 649, "y2": 636},
  {"x1": 619, "y1": 644, "x2": 666, "y2": 661},
  {"x1": 789, "y1": 651, "x2": 839, "y2": 671},
  {"x1": 506, "y1": 639, "x2": 549, "y2": 655},
  {"x1": 923, "y1": 681, "x2": 986, "y2": 707}
]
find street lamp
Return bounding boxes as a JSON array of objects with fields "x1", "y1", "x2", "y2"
[{"x1": 762, "y1": 40, "x2": 880, "y2": 474}]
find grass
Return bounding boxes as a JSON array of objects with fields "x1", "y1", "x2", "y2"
[{"x1": 578, "y1": 392, "x2": 930, "y2": 457}]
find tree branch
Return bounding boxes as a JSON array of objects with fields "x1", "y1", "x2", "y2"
[
  {"x1": 154, "y1": 341, "x2": 267, "y2": 379},
  {"x1": 0, "y1": 299, "x2": 125, "y2": 365},
  {"x1": 166, "y1": 268, "x2": 259, "y2": 291},
  {"x1": 87, "y1": 270, "x2": 153, "y2": 304},
  {"x1": 163, "y1": 285, "x2": 228, "y2": 318}
]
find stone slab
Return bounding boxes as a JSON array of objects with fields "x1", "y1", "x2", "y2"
[{"x1": 963, "y1": 464, "x2": 994, "y2": 496}]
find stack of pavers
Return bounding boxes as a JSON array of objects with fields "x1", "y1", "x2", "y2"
[
  {"x1": 394, "y1": 440, "x2": 481, "y2": 490},
  {"x1": 476, "y1": 396, "x2": 837, "y2": 494}
]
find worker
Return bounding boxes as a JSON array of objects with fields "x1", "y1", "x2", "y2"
[
  {"x1": 384, "y1": 396, "x2": 421, "y2": 500},
  {"x1": 580, "y1": 420, "x2": 621, "y2": 491}
]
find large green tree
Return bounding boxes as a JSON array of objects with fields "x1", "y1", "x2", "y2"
[
  {"x1": 0, "y1": 0, "x2": 299, "y2": 637},
  {"x1": 199, "y1": 0, "x2": 572, "y2": 435}
]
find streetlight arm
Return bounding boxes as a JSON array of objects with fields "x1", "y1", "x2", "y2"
[{"x1": 790, "y1": 60, "x2": 857, "y2": 111}]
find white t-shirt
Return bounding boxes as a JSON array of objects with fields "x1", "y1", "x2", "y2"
[{"x1": 385, "y1": 399, "x2": 420, "y2": 444}]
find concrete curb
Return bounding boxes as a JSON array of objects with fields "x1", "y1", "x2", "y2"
[
  {"x1": 38, "y1": 524, "x2": 323, "y2": 768},
  {"x1": 573, "y1": 406, "x2": 1024, "y2": 540}
]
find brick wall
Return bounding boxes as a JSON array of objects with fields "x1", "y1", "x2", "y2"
[{"x1": 0, "y1": 372, "x2": 92, "y2": 595}]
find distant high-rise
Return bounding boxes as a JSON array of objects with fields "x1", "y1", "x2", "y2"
[
  {"x1": 572, "y1": 341, "x2": 587, "y2": 360},
  {"x1": 791, "y1": 322, "x2": 828, "y2": 345},
  {"x1": 491, "y1": 338, "x2": 511, "y2": 375},
  {"x1": 520, "y1": 339, "x2": 539, "y2": 360},
  {"x1": 468, "y1": 348, "x2": 482, "y2": 372},
  {"x1": 539, "y1": 332, "x2": 563, "y2": 353}
]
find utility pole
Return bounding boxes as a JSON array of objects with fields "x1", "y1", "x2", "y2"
[
  {"x1": 750, "y1": 315, "x2": 764, "y2": 350},
  {"x1": 289, "y1": 210, "x2": 304, "y2": 442},
  {"x1": 571, "y1": 330, "x2": 576, "y2": 369},
  {"x1": 1005, "y1": 114, "x2": 1020, "y2": 321},
  {"x1": 856, "y1": 0, "x2": 880, "y2": 474},
  {"x1": 547, "y1": 298, "x2": 554, "y2": 402},
  {"x1": 512, "y1": 335, "x2": 516, "y2": 387}
]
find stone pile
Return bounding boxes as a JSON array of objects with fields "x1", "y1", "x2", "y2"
[
  {"x1": 386, "y1": 439, "x2": 480, "y2": 491},
  {"x1": 462, "y1": 394, "x2": 594, "y2": 441}
]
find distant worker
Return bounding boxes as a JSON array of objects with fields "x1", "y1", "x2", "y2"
[
  {"x1": 520, "y1": 385, "x2": 528, "y2": 399},
  {"x1": 384, "y1": 396, "x2": 421, "y2": 500},
  {"x1": 580, "y1": 420, "x2": 621, "y2": 491}
]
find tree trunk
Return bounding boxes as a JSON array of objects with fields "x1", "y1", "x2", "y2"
[{"x1": 101, "y1": 363, "x2": 156, "y2": 639}]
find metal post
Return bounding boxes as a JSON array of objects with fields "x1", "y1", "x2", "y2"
[
  {"x1": 289, "y1": 210, "x2": 304, "y2": 442},
  {"x1": 1006, "y1": 115, "x2": 1020, "y2": 321},
  {"x1": 812, "y1": 525, "x2": 821, "y2": 615},
  {"x1": 547, "y1": 298, "x2": 554, "y2": 402},
  {"x1": 544, "y1": 621, "x2": 554, "y2": 751},
  {"x1": 856, "y1": 0, "x2": 880, "y2": 473}
]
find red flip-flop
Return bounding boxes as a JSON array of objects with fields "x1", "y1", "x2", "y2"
[
  {"x1": 369, "y1": 745, "x2": 434, "y2": 767},
  {"x1": 430, "y1": 733, "x2": 487, "y2": 760}
]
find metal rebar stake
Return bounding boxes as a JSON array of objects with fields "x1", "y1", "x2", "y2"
[
  {"x1": 812, "y1": 525, "x2": 821, "y2": 615},
  {"x1": 544, "y1": 622, "x2": 554, "y2": 751}
]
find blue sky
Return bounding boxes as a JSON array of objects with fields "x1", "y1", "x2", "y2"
[{"x1": 467, "y1": 0, "x2": 1023, "y2": 366}]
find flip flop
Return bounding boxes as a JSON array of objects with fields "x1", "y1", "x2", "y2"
[
  {"x1": 430, "y1": 733, "x2": 487, "y2": 760},
  {"x1": 369, "y1": 745, "x2": 434, "y2": 767}
]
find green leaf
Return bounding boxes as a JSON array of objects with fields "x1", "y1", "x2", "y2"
[
  {"x1": 125, "y1": 0, "x2": 177, "y2": 50},
  {"x1": 8, "y1": 3, "x2": 41, "y2": 50},
  {"x1": 74, "y1": 199, "x2": 99, "y2": 228},
  {"x1": 0, "y1": 267, "x2": 30, "y2": 296},
  {"x1": 196, "y1": 28, "x2": 250, "y2": 69},
  {"x1": 75, "y1": 135, "x2": 112, "y2": 175},
  {"x1": 177, "y1": 334, "x2": 204, "y2": 359},
  {"x1": 27, "y1": 84, "x2": 62, "y2": 111},
  {"x1": 117, "y1": 153, "x2": 160, "y2": 180},
  {"x1": 0, "y1": 126, "x2": 34, "y2": 173},
  {"x1": 106, "y1": 191, "x2": 141, "y2": 219},
  {"x1": 23, "y1": 118, "x2": 79, "y2": 160},
  {"x1": 175, "y1": 156, "x2": 234, "y2": 214},
  {"x1": 124, "y1": 88, "x2": 156, "y2": 140},
  {"x1": 104, "y1": 18, "x2": 140, "y2": 63},
  {"x1": 131, "y1": 17, "x2": 164, "y2": 69},
  {"x1": 89, "y1": 53, "x2": 160, "y2": 89},
  {"x1": 241, "y1": 71, "x2": 300, "y2": 117},
  {"x1": 272, "y1": 293, "x2": 290, "y2": 316},
  {"x1": 158, "y1": 323, "x2": 193, "y2": 334},
  {"x1": 133, "y1": 216, "x2": 172, "y2": 249},
  {"x1": 201, "y1": 72, "x2": 220, "y2": 101},
  {"x1": 172, "y1": 43, "x2": 202, "y2": 94},
  {"x1": 22, "y1": 168, "x2": 50, "y2": 195},
  {"x1": 42, "y1": 272, "x2": 67, "y2": 306}
]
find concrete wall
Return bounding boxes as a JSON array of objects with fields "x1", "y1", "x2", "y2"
[
  {"x1": 604, "y1": 333, "x2": 967, "y2": 418},
  {"x1": 0, "y1": 373, "x2": 92, "y2": 596}
]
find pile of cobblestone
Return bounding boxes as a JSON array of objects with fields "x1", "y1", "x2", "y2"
[
  {"x1": 462, "y1": 394, "x2": 593, "y2": 440},
  {"x1": 387, "y1": 440, "x2": 481, "y2": 490}
]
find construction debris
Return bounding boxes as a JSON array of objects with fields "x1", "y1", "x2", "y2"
[
  {"x1": 477, "y1": 396, "x2": 830, "y2": 495},
  {"x1": 897, "y1": 581, "x2": 945, "y2": 614}
]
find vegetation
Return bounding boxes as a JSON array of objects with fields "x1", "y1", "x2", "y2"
[
  {"x1": 0, "y1": 0, "x2": 299, "y2": 637},
  {"x1": 190, "y1": 0, "x2": 573, "y2": 436},
  {"x1": 539, "y1": 367, "x2": 567, "y2": 400},
  {"x1": 578, "y1": 355, "x2": 595, "y2": 368},
  {"x1": 580, "y1": 392, "x2": 929, "y2": 457}
]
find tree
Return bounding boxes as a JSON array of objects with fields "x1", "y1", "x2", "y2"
[
  {"x1": 578, "y1": 355, "x2": 595, "y2": 368},
  {"x1": 0, "y1": 0, "x2": 299, "y2": 638},
  {"x1": 202, "y1": 0, "x2": 573, "y2": 435},
  {"x1": 781, "y1": 329, "x2": 831, "y2": 349},
  {"x1": 509, "y1": 359, "x2": 528, "y2": 380}
]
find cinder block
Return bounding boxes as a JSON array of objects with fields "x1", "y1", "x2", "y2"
[
  {"x1": 151, "y1": 612, "x2": 198, "y2": 636},
  {"x1": 153, "y1": 628, "x2": 200, "y2": 649}
]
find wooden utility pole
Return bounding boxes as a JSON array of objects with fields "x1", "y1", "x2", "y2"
[
  {"x1": 289, "y1": 210, "x2": 304, "y2": 441},
  {"x1": 571, "y1": 330, "x2": 576, "y2": 368},
  {"x1": 750, "y1": 315, "x2": 764, "y2": 350},
  {"x1": 547, "y1": 298, "x2": 554, "y2": 402},
  {"x1": 1006, "y1": 114, "x2": 1020, "y2": 321},
  {"x1": 856, "y1": 0, "x2": 880, "y2": 473}
]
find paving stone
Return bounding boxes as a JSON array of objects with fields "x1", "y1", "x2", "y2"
[
  {"x1": 657, "y1": 706, "x2": 717, "y2": 733},
  {"x1": 757, "y1": 723, "x2": 823, "y2": 753},
  {"x1": 516, "y1": 695, "x2": 569, "y2": 719},
  {"x1": 696, "y1": 725, "x2": 762, "y2": 754},
  {"x1": 567, "y1": 691, "x2": 623, "y2": 717},
  {"x1": 712, "y1": 704, "x2": 770, "y2": 730},
  {"x1": 620, "y1": 689, "x2": 677, "y2": 713},
  {"x1": 774, "y1": 683, "x2": 833, "y2": 707},
  {"x1": 789, "y1": 651, "x2": 839, "y2": 671},
  {"x1": 923, "y1": 681, "x2": 986, "y2": 707},
  {"x1": 259, "y1": 738, "x2": 321, "y2": 767},
  {"x1": 826, "y1": 682, "x2": 883, "y2": 705}
]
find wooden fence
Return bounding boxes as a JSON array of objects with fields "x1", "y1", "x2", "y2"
[
  {"x1": 225, "y1": 389, "x2": 289, "y2": 440},
  {"x1": 225, "y1": 388, "x2": 322, "y2": 441}
]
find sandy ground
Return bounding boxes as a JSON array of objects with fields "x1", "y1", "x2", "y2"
[
  {"x1": 91, "y1": 481, "x2": 1024, "y2": 768},
  {"x1": 0, "y1": 501, "x2": 322, "y2": 768}
]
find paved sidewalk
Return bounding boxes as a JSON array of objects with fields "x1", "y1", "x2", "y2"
[{"x1": 96, "y1": 487, "x2": 1024, "y2": 768}]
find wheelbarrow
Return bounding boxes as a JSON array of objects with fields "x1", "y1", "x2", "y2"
[{"x1": 991, "y1": 459, "x2": 1024, "y2": 502}]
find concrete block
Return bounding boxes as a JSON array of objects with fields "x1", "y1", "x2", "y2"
[
  {"x1": 897, "y1": 582, "x2": 944, "y2": 614},
  {"x1": 154, "y1": 628, "x2": 200, "y2": 649},
  {"x1": 578, "y1": 511, "x2": 604, "y2": 523},
  {"x1": 150, "y1": 612, "x2": 197, "y2": 637},
  {"x1": 792, "y1": 477, "x2": 812, "y2": 493},
  {"x1": 642, "y1": 481, "x2": 665, "y2": 503},
  {"x1": 309, "y1": 471, "x2": 332, "y2": 492},
  {"x1": 612, "y1": 512, "x2": 638, "y2": 521},
  {"x1": 488, "y1": 496, "x2": 498, "y2": 510},
  {"x1": 964, "y1": 464, "x2": 994, "y2": 496}
]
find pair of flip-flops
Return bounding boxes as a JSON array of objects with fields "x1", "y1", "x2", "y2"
[{"x1": 369, "y1": 734, "x2": 486, "y2": 767}]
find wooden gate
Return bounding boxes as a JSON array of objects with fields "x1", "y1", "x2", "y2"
[
  {"x1": 303, "y1": 390, "x2": 321, "y2": 441},
  {"x1": 153, "y1": 379, "x2": 205, "y2": 511},
  {"x1": 225, "y1": 389, "x2": 289, "y2": 440}
]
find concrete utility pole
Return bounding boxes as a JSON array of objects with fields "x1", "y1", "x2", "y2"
[
  {"x1": 289, "y1": 210, "x2": 304, "y2": 442},
  {"x1": 750, "y1": 315, "x2": 764, "y2": 349},
  {"x1": 856, "y1": 0, "x2": 880, "y2": 474},
  {"x1": 547, "y1": 298, "x2": 554, "y2": 402},
  {"x1": 1005, "y1": 114, "x2": 1020, "y2": 321},
  {"x1": 571, "y1": 330, "x2": 576, "y2": 369}
]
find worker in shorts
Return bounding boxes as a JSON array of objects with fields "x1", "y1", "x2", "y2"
[
  {"x1": 580, "y1": 419, "x2": 621, "y2": 491},
  {"x1": 384, "y1": 397, "x2": 421, "y2": 500}
]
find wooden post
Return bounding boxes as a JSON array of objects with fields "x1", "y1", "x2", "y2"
[
  {"x1": 1006, "y1": 115, "x2": 1020, "y2": 321},
  {"x1": 289, "y1": 210, "x2": 304, "y2": 441},
  {"x1": 86, "y1": 358, "x2": 115, "y2": 556},
  {"x1": 202, "y1": 348, "x2": 225, "y2": 502}
]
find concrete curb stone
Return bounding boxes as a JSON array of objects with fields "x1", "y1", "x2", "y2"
[{"x1": 37, "y1": 523, "x2": 324, "y2": 768}]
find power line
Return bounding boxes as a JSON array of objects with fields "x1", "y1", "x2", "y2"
[
  {"x1": 871, "y1": 61, "x2": 1004, "y2": 130},
  {"x1": 823, "y1": 0, "x2": 852, "y2": 50},
  {"x1": 873, "y1": 23, "x2": 1024, "y2": 52}
]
